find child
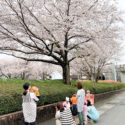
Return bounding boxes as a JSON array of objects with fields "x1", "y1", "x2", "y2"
[
  {"x1": 30, "y1": 86, "x2": 40, "y2": 99},
  {"x1": 83, "y1": 100, "x2": 88, "y2": 125},
  {"x1": 55, "y1": 104, "x2": 61, "y2": 125},
  {"x1": 86, "y1": 90, "x2": 91, "y2": 100},
  {"x1": 63, "y1": 97, "x2": 70, "y2": 109},
  {"x1": 55, "y1": 102, "x2": 75, "y2": 125},
  {"x1": 70, "y1": 94, "x2": 77, "y2": 105},
  {"x1": 85, "y1": 90, "x2": 94, "y2": 106},
  {"x1": 70, "y1": 94, "x2": 78, "y2": 124},
  {"x1": 70, "y1": 94, "x2": 77, "y2": 116}
]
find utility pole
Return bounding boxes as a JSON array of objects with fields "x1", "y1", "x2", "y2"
[{"x1": 113, "y1": 62, "x2": 117, "y2": 81}]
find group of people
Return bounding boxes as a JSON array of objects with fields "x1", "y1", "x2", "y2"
[
  {"x1": 55, "y1": 82, "x2": 99, "y2": 125},
  {"x1": 22, "y1": 82, "x2": 99, "y2": 125}
]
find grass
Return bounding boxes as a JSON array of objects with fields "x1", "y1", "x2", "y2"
[{"x1": 0, "y1": 78, "x2": 125, "y2": 115}]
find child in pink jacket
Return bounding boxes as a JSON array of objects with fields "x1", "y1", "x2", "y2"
[
  {"x1": 63, "y1": 97, "x2": 70, "y2": 109},
  {"x1": 83, "y1": 100, "x2": 88, "y2": 125}
]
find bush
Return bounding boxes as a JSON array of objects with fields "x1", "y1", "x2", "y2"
[
  {"x1": 0, "y1": 79, "x2": 76, "y2": 115},
  {"x1": 0, "y1": 78, "x2": 125, "y2": 115},
  {"x1": 72, "y1": 80, "x2": 125, "y2": 94}
]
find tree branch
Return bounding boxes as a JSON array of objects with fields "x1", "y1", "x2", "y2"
[
  {"x1": 0, "y1": 52, "x2": 60, "y2": 65},
  {"x1": 68, "y1": 38, "x2": 91, "y2": 51}
]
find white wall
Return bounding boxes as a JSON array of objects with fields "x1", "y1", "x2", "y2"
[{"x1": 50, "y1": 72, "x2": 62, "y2": 80}]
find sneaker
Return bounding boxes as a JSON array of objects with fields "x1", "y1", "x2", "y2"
[{"x1": 88, "y1": 119, "x2": 94, "y2": 124}]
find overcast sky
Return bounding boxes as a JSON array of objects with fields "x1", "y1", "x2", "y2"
[{"x1": 0, "y1": 0, "x2": 125, "y2": 65}]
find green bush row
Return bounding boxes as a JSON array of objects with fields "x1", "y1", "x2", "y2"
[
  {"x1": 0, "y1": 79, "x2": 125, "y2": 115},
  {"x1": 72, "y1": 80, "x2": 125, "y2": 94},
  {"x1": 0, "y1": 79, "x2": 76, "y2": 115}
]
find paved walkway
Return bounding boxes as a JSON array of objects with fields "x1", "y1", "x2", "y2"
[
  {"x1": 92, "y1": 91, "x2": 125, "y2": 125},
  {"x1": 39, "y1": 91, "x2": 125, "y2": 125}
]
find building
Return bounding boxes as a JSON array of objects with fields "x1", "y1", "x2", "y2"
[{"x1": 102, "y1": 64, "x2": 125, "y2": 83}]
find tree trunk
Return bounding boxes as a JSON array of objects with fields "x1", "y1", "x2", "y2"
[
  {"x1": 95, "y1": 77, "x2": 98, "y2": 83},
  {"x1": 8, "y1": 74, "x2": 11, "y2": 79},
  {"x1": 62, "y1": 64, "x2": 71, "y2": 85},
  {"x1": 21, "y1": 72, "x2": 25, "y2": 80},
  {"x1": 91, "y1": 74, "x2": 98, "y2": 83},
  {"x1": 42, "y1": 72, "x2": 45, "y2": 80}
]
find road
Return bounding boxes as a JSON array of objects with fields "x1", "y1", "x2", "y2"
[{"x1": 39, "y1": 91, "x2": 125, "y2": 125}]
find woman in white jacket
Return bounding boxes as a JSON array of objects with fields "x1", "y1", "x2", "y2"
[
  {"x1": 76, "y1": 82, "x2": 85, "y2": 125},
  {"x1": 22, "y1": 83, "x2": 39, "y2": 125}
]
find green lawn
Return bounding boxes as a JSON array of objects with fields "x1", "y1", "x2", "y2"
[{"x1": 0, "y1": 78, "x2": 125, "y2": 115}]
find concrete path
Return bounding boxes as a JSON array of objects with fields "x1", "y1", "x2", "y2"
[
  {"x1": 39, "y1": 91, "x2": 125, "y2": 125},
  {"x1": 91, "y1": 91, "x2": 125, "y2": 125}
]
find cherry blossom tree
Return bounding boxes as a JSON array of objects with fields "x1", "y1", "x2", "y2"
[
  {"x1": 0, "y1": 59, "x2": 25, "y2": 78},
  {"x1": 0, "y1": 58, "x2": 61, "y2": 80},
  {"x1": 71, "y1": 40, "x2": 120, "y2": 82},
  {"x1": 0, "y1": 0, "x2": 121, "y2": 84},
  {"x1": 26, "y1": 62, "x2": 61, "y2": 80}
]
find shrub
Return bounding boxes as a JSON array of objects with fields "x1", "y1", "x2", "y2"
[
  {"x1": 0, "y1": 79, "x2": 76, "y2": 115},
  {"x1": 71, "y1": 80, "x2": 125, "y2": 94},
  {"x1": 0, "y1": 79, "x2": 124, "y2": 115}
]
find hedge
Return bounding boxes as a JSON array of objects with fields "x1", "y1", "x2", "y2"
[
  {"x1": 0, "y1": 79, "x2": 125, "y2": 115},
  {"x1": 0, "y1": 79, "x2": 76, "y2": 115},
  {"x1": 72, "y1": 80, "x2": 125, "y2": 94}
]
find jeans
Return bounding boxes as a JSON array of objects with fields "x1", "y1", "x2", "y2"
[
  {"x1": 24, "y1": 122, "x2": 35, "y2": 125},
  {"x1": 78, "y1": 112, "x2": 84, "y2": 125}
]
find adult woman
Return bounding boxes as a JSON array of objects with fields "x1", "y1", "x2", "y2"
[
  {"x1": 22, "y1": 83, "x2": 39, "y2": 125},
  {"x1": 55, "y1": 102, "x2": 75, "y2": 125},
  {"x1": 76, "y1": 82, "x2": 85, "y2": 125},
  {"x1": 87, "y1": 100, "x2": 99, "y2": 122}
]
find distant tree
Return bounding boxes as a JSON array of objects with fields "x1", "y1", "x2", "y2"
[
  {"x1": 71, "y1": 40, "x2": 120, "y2": 82},
  {"x1": 26, "y1": 62, "x2": 61, "y2": 80},
  {"x1": 0, "y1": 58, "x2": 61, "y2": 80},
  {"x1": 0, "y1": 59, "x2": 23, "y2": 78}
]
